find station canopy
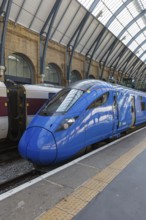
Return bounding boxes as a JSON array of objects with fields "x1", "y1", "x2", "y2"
[{"x1": 1, "y1": 0, "x2": 146, "y2": 80}]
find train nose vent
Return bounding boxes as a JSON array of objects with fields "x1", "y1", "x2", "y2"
[{"x1": 19, "y1": 127, "x2": 57, "y2": 165}]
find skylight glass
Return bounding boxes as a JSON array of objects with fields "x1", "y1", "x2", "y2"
[{"x1": 77, "y1": 0, "x2": 146, "y2": 63}]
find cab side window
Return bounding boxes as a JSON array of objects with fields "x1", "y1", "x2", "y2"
[{"x1": 87, "y1": 92, "x2": 109, "y2": 109}]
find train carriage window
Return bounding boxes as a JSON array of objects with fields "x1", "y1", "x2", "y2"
[
  {"x1": 141, "y1": 102, "x2": 146, "y2": 111},
  {"x1": 6, "y1": 53, "x2": 34, "y2": 84},
  {"x1": 45, "y1": 63, "x2": 61, "y2": 85},
  {"x1": 140, "y1": 96, "x2": 143, "y2": 101},
  {"x1": 87, "y1": 92, "x2": 109, "y2": 109},
  {"x1": 71, "y1": 70, "x2": 82, "y2": 83}
]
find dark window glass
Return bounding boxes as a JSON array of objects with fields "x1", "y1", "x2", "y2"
[
  {"x1": 140, "y1": 96, "x2": 143, "y2": 101},
  {"x1": 39, "y1": 88, "x2": 83, "y2": 116},
  {"x1": 44, "y1": 63, "x2": 61, "y2": 85},
  {"x1": 88, "y1": 92, "x2": 109, "y2": 109},
  {"x1": 141, "y1": 102, "x2": 145, "y2": 111}
]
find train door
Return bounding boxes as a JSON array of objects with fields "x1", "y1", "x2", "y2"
[
  {"x1": 6, "y1": 84, "x2": 26, "y2": 141},
  {"x1": 130, "y1": 96, "x2": 136, "y2": 127},
  {"x1": 112, "y1": 92, "x2": 119, "y2": 134}
]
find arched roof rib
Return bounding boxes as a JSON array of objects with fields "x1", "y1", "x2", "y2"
[
  {"x1": 66, "y1": 0, "x2": 101, "y2": 81},
  {"x1": 0, "y1": 0, "x2": 12, "y2": 66},
  {"x1": 0, "y1": 0, "x2": 7, "y2": 16},
  {"x1": 0, "y1": 0, "x2": 146, "y2": 83},
  {"x1": 98, "y1": 9, "x2": 146, "y2": 74},
  {"x1": 40, "y1": 0, "x2": 63, "y2": 76}
]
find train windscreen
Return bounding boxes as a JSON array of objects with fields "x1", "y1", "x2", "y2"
[{"x1": 39, "y1": 88, "x2": 84, "y2": 116}]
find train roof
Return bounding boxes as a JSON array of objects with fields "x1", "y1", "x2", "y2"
[
  {"x1": 0, "y1": 81, "x2": 5, "y2": 88},
  {"x1": 69, "y1": 79, "x2": 112, "y2": 91},
  {"x1": 69, "y1": 79, "x2": 146, "y2": 97}
]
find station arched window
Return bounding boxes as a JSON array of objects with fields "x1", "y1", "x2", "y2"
[
  {"x1": 44, "y1": 63, "x2": 61, "y2": 85},
  {"x1": 71, "y1": 70, "x2": 82, "y2": 83},
  {"x1": 89, "y1": 74, "x2": 95, "y2": 79},
  {"x1": 5, "y1": 53, "x2": 33, "y2": 84}
]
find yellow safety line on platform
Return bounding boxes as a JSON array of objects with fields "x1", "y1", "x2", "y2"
[{"x1": 38, "y1": 141, "x2": 146, "y2": 220}]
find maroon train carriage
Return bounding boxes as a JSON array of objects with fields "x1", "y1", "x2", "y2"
[{"x1": 0, "y1": 81, "x2": 61, "y2": 141}]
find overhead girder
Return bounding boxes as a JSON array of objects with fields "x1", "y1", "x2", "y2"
[
  {"x1": 136, "y1": 65, "x2": 145, "y2": 78},
  {"x1": 140, "y1": 68, "x2": 146, "y2": 83},
  {"x1": 128, "y1": 58, "x2": 141, "y2": 77},
  {"x1": 66, "y1": 0, "x2": 101, "y2": 82},
  {"x1": 110, "y1": 38, "x2": 146, "y2": 73},
  {"x1": 96, "y1": 0, "x2": 133, "y2": 61},
  {"x1": 50, "y1": 0, "x2": 72, "y2": 39},
  {"x1": 0, "y1": 0, "x2": 12, "y2": 66},
  {"x1": 140, "y1": 69, "x2": 146, "y2": 87},
  {"x1": 126, "y1": 57, "x2": 142, "y2": 75},
  {"x1": 84, "y1": 0, "x2": 134, "y2": 79},
  {"x1": 117, "y1": 9, "x2": 146, "y2": 40},
  {"x1": 86, "y1": 27, "x2": 107, "y2": 78},
  {"x1": 126, "y1": 26, "x2": 146, "y2": 48},
  {"x1": 99, "y1": 9, "x2": 146, "y2": 79},
  {"x1": 107, "y1": 44, "x2": 124, "y2": 67},
  {"x1": 40, "y1": 0, "x2": 62, "y2": 75},
  {"x1": 59, "y1": 4, "x2": 82, "y2": 44},
  {"x1": 136, "y1": 65, "x2": 146, "y2": 80},
  {"x1": 133, "y1": 39, "x2": 146, "y2": 54},
  {"x1": 29, "y1": 0, "x2": 43, "y2": 29},
  {"x1": 80, "y1": 19, "x2": 99, "y2": 54},
  {"x1": 105, "y1": 0, "x2": 133, "y2": 28},
  {"x1": 119, "y1": 53, "x2": 136, "y2": 79},
  {"x1": 127, "y1": 57, "x2": 141, "y2": 77},
  {"x1": 109, "y1": 46, "x2": 130, "y2": 78},
  {"x1": 131, "y1": 61, "x2": 144, "y2": 78},
  {"x1": 116, "y1": 50, "x2": 132, "y2": 71},
  {"x1": 0, "y1": 0, "x2": 7, "y2": 16},
  {"x1": 139, "y1": 51, "x2": 146, "y2": 60},
  {"x1": 134, "y1": 66, "x2": 146, "y2": 89},
  {"x1": 15, "y1": 0, "x2": 26, "y2": 24},
  {"x1": 136, "y1": 67, "x2": 146, "y2": 89},
  {"x1": 77, "y1": 17, "x2": 95, "y2": 50}
]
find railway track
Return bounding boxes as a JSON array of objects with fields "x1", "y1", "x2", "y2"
[
  {"x1": 0, "y1": 148, "x2": 20, "y2": 164},
  {"x1": 0, "y1": 169, "x2": 41, "y2": 193}
]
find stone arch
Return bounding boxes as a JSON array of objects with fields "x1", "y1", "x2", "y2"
[
  {"x1": 89, "y1": 74, "x2": 95, "y2": 79},
  {"x1": 44, "y1": 63, "x2": 62, "y2": 85},
  {"x1": 5, "y1": 53, "x2": 35, "y2": 84},
  {"x1": 71, "y1": 70, "x2": 82, "y2": 83}
]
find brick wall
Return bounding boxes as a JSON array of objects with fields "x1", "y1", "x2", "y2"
[{"x1": 3, "y1": 21, "x2": 114, "y2": 85}]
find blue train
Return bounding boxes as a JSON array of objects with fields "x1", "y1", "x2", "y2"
[{"x1": 18, "y1": 80, "x2": 146, "y2": 165}]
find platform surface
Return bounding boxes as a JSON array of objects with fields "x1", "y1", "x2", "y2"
[
  {"x1": 73, "y1": 148, "x2": 146, "y2": 220},
  {"x1": 0, "y1": 127, "x2": 146, "y2": 220}
]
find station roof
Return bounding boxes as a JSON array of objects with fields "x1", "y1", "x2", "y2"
[{"x1": 1, "y1": 0, "x2": 146, "y2": 80}]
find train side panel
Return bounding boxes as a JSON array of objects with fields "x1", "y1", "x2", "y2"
[
  {"x1": 23, "y1": 85, "x2": 61, "y2": 125},
  {"x1": 84, "y1": 89, "x2": 114, "y2": 146},
  {"x1": 0, "y1": 82, "x2": 8, "y2": 139},
  {"x1": 117, "y1": 90, "x2": 133, "y2": 132}
]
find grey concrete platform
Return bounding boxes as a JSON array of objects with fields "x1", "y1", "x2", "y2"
[
  {"x1": 73, "y1": 148, "x2": 146, "y2": 220},
  {"x1": 0, "y1": 127, "x2": 146, "y2": 220}
]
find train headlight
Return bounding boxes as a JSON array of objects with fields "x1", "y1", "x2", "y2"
[{"x1": 57, "y1": 118, "x2": 76, "y2": 131}]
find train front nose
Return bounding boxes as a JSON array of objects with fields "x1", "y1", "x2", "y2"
[{"x1": 18, "y1": 127, "x2": 57, "y2": 165}]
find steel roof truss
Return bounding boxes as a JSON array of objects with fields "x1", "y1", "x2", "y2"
[
  {"x1": 40, "y1": 0, "x2": 62, "y2": 75},
  {"x1": 0, "y1": 0, "x2": 7, "y2": 16},
  {"x1": 50, "y1": 0, "x2": 72, "y2": 40},
  {"x1": 0, "y1": 0, "x2": 12, "y2": 66},
  {"x1": 85, "y1": 27, "x2": 107, "y2": 78},
  {"x1": 14, "y1": 0, "x2": 26, "y2": 24},
  {"x1": 66, "y1": 0, "x2": 101, "y2": 81},
  {"x1": 28, "y1": 0, "x2": 42, "y2": 29},
  {"x1": 129, "y1": 59, "x2": 142, "y2": 77}
]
